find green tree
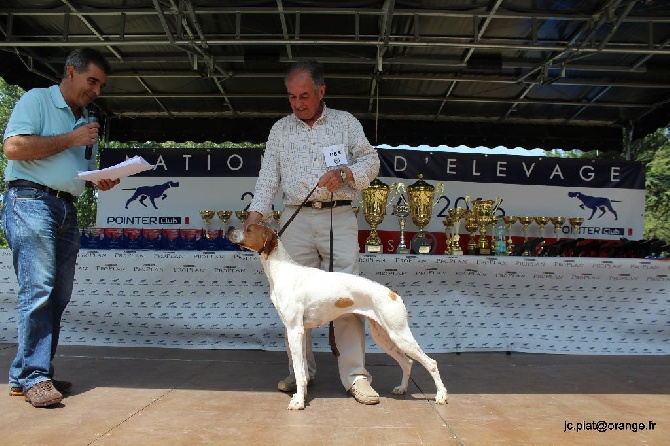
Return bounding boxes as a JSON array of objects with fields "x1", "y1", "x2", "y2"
[
  {"x1": 0, "y1": 77, "x2": 24, "y2": 184},
  {"x1": 558, "y1": 128, "x2": 670, "y2": 242},
  {"x1": 630, "y1": 128, "x2": 670, "y2": 241},
  {"x1": 0, "y1": 77, "x2": 25, "y2": 247}
]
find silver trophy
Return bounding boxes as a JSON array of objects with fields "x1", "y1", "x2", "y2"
[{"x1": 391, "y1": 183, "x2": 411, "y2": 254}]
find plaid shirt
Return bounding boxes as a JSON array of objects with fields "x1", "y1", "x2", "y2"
[{"x1": 249, "y1": 103, "x2": 380, "y2": 218}]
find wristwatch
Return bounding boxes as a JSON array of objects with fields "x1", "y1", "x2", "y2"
[{"x1": 339, "y1": 167, "x2": 347, "y2": 182}]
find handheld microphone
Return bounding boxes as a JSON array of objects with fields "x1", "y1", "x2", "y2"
[{"x1": 85, "y1": 109, "x2": 98, "y2": 160}]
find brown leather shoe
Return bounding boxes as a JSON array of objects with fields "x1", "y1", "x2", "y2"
[
  {"x1": 23, "y1": 381, "x2": 63, "y2": 407},
  {"x1": 10, "y1": 379, "x2": 72, "y2": 397},
  {"x1": 349, "y1": 378, "x2": 380, "y2": 405}
]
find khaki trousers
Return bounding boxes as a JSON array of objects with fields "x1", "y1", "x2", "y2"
[{"x1": 279, "y1": 204, "x2": 371, "y2": 390}]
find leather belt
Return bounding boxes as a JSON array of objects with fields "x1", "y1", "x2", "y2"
[
  {"x1": 303, "y1": 200, "x2": 352, "y2": 209},
  {"x1": 8, "y1": 180, "x2": 77, "y2": 204}
]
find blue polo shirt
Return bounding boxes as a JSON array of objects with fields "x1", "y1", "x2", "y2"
[{"x1": 3, "y1": 85, "x2": 97, "y2": 196}]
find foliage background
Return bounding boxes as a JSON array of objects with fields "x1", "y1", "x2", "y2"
[{"x1": 0, "y1": 77, "x2": 668, "y2": 248}]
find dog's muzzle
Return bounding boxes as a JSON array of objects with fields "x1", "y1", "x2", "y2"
[{"x1": 225, "y1": 226, "x2": 242, "y2": 243}]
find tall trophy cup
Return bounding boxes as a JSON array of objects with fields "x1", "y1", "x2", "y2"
[
  {"x1": 390, "y1": 183, "x2": 411, "y2": 254},
  {"x1": 362, "y1": 178, "x2": 390, "y2": 253},
  {"x1": 467, "y1": 197, "x2": 502, "y2": 255},
  {"x1": 476, "y1": 211, "x2": 494, "y2": 255},
  {"x1": 464, "y1": 211, "x2": 479, "y2": 255},
  {"x1": 447, "y1": 206, "x2": 467, "y2": 255},
  {"x1": 407, "y1": 174, "x2": 444, "y2": 254},
  {"x1": 200, "y1": 210, "x2": 216, "y2": 239}
]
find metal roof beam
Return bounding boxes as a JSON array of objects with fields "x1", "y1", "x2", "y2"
[
  {"x1": 60, "y1": 0, "x2": 123, "y2": 61},
  {"x1": 275, "y1": 0, "x2": 293, "y2": 61},
  {"x1": 98, "y1": 91, "x2": 649, "y2": 108},
  {"x1": 105, "y1": 69, "x2": 669, "y2": 89},
  {"x1": 2, "y1": 37, "x2": 669, "y2": 56},
  {"x1": 2, "y1": 6, "x2": 668, "y2": 24}
]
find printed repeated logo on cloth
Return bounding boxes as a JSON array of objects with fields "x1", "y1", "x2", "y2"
[{"x1": 0, "y1": 250, "x2": 667, "y2": 355}]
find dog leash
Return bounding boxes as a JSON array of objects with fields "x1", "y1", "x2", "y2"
[
  {"x1": 276, "y1": 184, "x2": 340, "y2": 357},
  {"x1": 277, "y1": 184, "x2": 318, "y2": 238},
  {"x1": 327, "y1": 192, "x2": 340, "y2": 357}
]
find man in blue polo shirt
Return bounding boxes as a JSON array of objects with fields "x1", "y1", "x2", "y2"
[{"x1": 2, "y1": 48, "x2": 120, "y2": 408}]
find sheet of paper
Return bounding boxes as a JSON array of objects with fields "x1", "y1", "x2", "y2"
[{"x1": 77, "y1": 155, "x2": 155, "y2": 182}]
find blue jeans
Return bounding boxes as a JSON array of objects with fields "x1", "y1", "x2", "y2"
[{"x1": 1, "y1": 186, "x2": 79, "y2": 390}]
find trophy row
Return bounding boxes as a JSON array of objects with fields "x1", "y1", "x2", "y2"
[
  {"x1": 198, "y1": 209, "x2": 283, "y2": 239},
  {"x1": 454, "y1": 214, "x2": 585, "y2": 256},
  {"x1": 360, "y1": 174, "x2": 446, "y2": 254},
  {"x1": 357, "y1": 175, "x2": 587, "y2": 256},
  {"x1": 198, "y1": 176, "x2": 587, "y2": 255}
]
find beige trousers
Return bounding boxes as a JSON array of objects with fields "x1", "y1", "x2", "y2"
[{"x1": 279, "y1": 204, "x2": 371, "y2": 390}]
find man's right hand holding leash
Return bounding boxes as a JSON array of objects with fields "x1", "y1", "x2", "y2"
[{"x1": 244, "y1": 211, "x2": 264, "y2": 231}]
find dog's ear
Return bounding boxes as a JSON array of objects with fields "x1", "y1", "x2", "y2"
[{"x1": 260, "y1": 228, "x2": 278, "y2": 256}]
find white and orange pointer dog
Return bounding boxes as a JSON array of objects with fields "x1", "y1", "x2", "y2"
[{"x1": 226, "y1": 224, "x2": 448, "y2": 410}]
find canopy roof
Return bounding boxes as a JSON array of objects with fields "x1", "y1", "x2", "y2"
[{"x1": 1, "y1": 0, "x2": 669, "y2": 151}]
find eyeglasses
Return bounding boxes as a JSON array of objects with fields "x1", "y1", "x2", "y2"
[{"x1": 85, "y1": 145, "x2": 93, "y2": 160}]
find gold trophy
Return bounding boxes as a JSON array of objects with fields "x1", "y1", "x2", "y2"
[
  {"x1": 351, "y1": 202, "x2": 360, "y2": 218},
  {"x1": 442, "y1": 216, "x2": 454, "y2": 255},
  {"x1": 534, "y1": 216, "x2": 550, "y2": 251},
  {"x1": 568, "y1": 217, "x2": 584, "y2": 238},
  {"x1": 199, "y1": 210, "x2": 215, "y2": 239},
  {"x1": 518, "y1": 216, "x2": 534, "y2": 242},
  {"x1": 549, "y1": 216, "x2": 566, "y2": 240},
  {"x1": 390, "y1": 183, "x2": 411, "y2": 254},
  {"x1": 407, "y1": 174, "x2": 444, "y2": 254},
  {"x1": 464, "y1": 211, "x2": 479, "y2": 255},
  {"x1": 447, "y1": 206, "x2": 467, "y2": 255},
  {"x1": 467, "y1": 197, "x2": 502, "y2": 255},
  {"x1": 362, "y1": 178, "x2": 390, "y2": 253},
  {"x1": 534, "y1": 216, "x2": 550, "y2": 239},
  {"x1": 476, "y1": 212, "x2": 495, "y2": 255},
  {"x1": 272, "y1": 210, "x2": 282, "y2": 230},
  {"x1": 517, "y1": 216, "x2": 534, "y2": 255},
  {"x1": 502, "y1": 215, "x2": 518, "y2": 255},
  {"x1": 235, "y1": 210, "x2": 249, "y2": 225},
  {"x1": 216, "y1": 210, "x2": 232, "y2": 229}
]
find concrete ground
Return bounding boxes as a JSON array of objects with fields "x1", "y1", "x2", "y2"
[{"x1": 0, "y1": 343, "x2": 667, "y2": 445}]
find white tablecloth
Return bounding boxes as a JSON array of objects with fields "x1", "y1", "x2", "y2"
[{"x1": 0, "y1": 249, "x2": 667, "y2": 354}]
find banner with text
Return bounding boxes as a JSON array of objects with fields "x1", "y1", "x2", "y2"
[{"x1": 97, "y1": 148, "x2": 645, "y2": 244}]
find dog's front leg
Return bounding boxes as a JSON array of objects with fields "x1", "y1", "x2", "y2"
[{"x1": 286, "y1": 326, "x2": 307, "y2": 410}]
